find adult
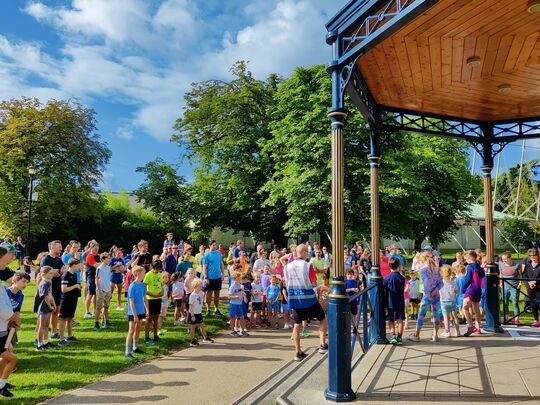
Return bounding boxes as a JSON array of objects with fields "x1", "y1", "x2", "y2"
[
  {"x1": 250, "y1": 244, "x2": 265, "y2": 268},
  {"x1": 358, "y1": 248, "x2": 372, "y2": 287},
  {"x1": 322, "y1": 246, "x2": 332, "y2": 269},
  {"x1": 40, "y1": 240, "x2": 65, "y2": 338},
  {"x1": 284, "y1": 244, "x2": 327, "y2": 361},
  {"x1": 386, "y1": 246, "x2": 405, "y2": 270},
  {"x1": 309, "y1": 242, "x2": 320, "y2": 259},
  {"x1": 84, "y1": 242, "x2": 100, "y2": 318},
  {"x1": 131, "y1": 240, "x2": 152, "y2": 273},
  {"x1": 163, "y1": 245, "x2": 179, "y2": 274},
  {"x1": 269, "y1": 244, "x2": 281, "y2": 262},
  {"x1": 14, "y1": 237, "x2": 25, "y2": 269},
  {"x1": 195, "y1": 245, "x2": 206, "y2": 274},
  {"x1": 498, "y1": 251, "x2": 521, "y2": 324},
  {"x1": 523, "y1": 248, "x2": 540, "y2": 327},
  {"x1": 253, "y1": 251, "x2": 271, "y2": 273},
  {"x1": 233, "y1": 240, "x2": 246, "y2": 259},
  {"x1": 452, "y1": 251, "x2": 466, "y2": 270},
  {"x1": 201, "y1": 240, "x2": 225, "y2": 316}
]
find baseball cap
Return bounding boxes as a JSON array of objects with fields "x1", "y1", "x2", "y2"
[
  {"x1": 0, "y1": 243, "x2": 16, "y2": 253},
  {"x1": 344, "y1": 244, "x2": 349, "y2": 249},
  {"x1": 422, "y1": 245, "x2": 433, "y2": 251}
]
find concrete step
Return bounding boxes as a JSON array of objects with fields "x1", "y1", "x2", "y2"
[{"x1": 232, "y1": 346, "x2": 326, "y2": 405}]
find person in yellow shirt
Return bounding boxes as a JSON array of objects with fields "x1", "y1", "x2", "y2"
[
  {"x1": 143, "y1": 260, "x2": 163, "y2": 345},
  {"x1": 310, "y1": 249, "x2": 328, "y2": 285}
]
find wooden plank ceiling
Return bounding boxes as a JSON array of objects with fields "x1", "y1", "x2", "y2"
[{"x1": 356, "y1": 0, "x2": 540, "y2": 121}]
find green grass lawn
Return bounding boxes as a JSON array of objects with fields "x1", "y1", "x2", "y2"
[{"x1": 2, "y1": 267, "x2": 227, "y2": 404}]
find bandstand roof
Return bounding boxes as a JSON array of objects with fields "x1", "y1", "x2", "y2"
[{"x1": 326, "y1": 0, "x2": 540, "y2": 146}]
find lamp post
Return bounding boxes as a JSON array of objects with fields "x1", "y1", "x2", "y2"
[{"x1": 26, "y1": 166, "x2": 36, "y2": 257}]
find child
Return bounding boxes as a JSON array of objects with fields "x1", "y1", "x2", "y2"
[
  {"x1": 123, "y1": 264, "x2": 135, "y2": 319},
  {"x1": 408, "y1": 270, "x2": 420, "y2": 320},
  {"x1": 144, "y1": 260, "x2": 164, "y2": 345},
  {"x1": 36, "y1": 266, "x2": 56, "y2": 351},
  {"x1": 94, "y1": 252, "x2": 112, "y2": 331},
  {"x1": 23, "y1": 256, "x2": 32, "y2": 276},
  {"x1": 125, "y1": 266, "x2": 149, "y2": 360},
  {"x1": 6, "y1": 271, "x2": 30, "y2": 348},
  {"x1": 229, "y1": 271, "x2": 248, "y2": 336},
  {"x1": 280, "y1": 277, "x2": 292, "y2": 329},
  {"x1": 403, "y1": 274, "x2": 410, "y2": 329},
  {"x1": 171, "y1": 273, "x2": 185, "y2": 325},
  {"x1": 462, "y1": 250, "x2": 485, "y2": 336},
  {"x1": 317, "y1": 274, "x2": 330, "y2": 314},
  {"x1": 188, "y1": 278, "x2": 214, "y2": 346},
  {"x1": 241, "y1": 273, "x2": 252, "y2": 327},
  {"x1": 266, "y1": 275, "x2": 281, "y2": 329},
  {"x1": 454, "y1": 264, "x2": 466, "y2": 323},
  {"x1": 345, "y1": 269, "x2": 359, "y2": 326},
  {"x1": 109, "y1": 249, "x2": 125, "y2": 311},
  {"x1": 384, "y1": 258, "x2": 405, "y2": 345},
  {"x1": 58, "y1": 259, "x2": 82, "y2": 346},
  {"x1": 0, "y1": 250, "x2": 18, "y2": 398},
  {"x1": 439, "y1": 265, "x2": 461, "y2": 337},
  {"x1": 250, "y1": 272, "x2": 263, "y2": 327},
  {"x1": 158, "y1": 272, "x2": 170, "y2": 333},
  {"x1": 260, "y1": 265, "x2": 272, "y2": 326}
]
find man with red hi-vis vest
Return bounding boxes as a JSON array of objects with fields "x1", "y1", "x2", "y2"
[{"x1": 284, "y1": 244, "x2": 328, "y2": 362}]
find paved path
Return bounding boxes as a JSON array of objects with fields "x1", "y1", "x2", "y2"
[{"x1": 43, "y1": 322, "x2": 320, "y2": 405}]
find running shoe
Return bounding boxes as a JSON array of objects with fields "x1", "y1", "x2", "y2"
[
  {"x1": 294, "y1": 351, "x2": 307, "y2": 362},
  {"x1": 440, "y1": 331, "x2": 451, "y2": 338},
  {"x1": 301, "y1": 329, "x2": 309, "y2": 338},
  {"x1": 124, "y1": 353, "x2": 136, "y2": 360},
  {"x1": 241, "y1": 330, "x2": 250, "y2": 337},
  {"x1": 93, "y1": 324, "x2": 101, "y2": 332},
  {"x1": 463, "y1": 326, "x2": 475, "y2": 337},
  {"x1": 407, "y1": 333, "x2": 420, "y2": 342},
  {"x1": 213, "y1": 310, "x2": 224, "y2": 317},
  {"x1": 203, "y1": 336, "x2": 214, "y2": 343},
  {"x1": 432, "y1": 334, "x2": 439, "y2": 342},
  {"x1": 103, "y1": 320, "x2": 112, "y2": 329},
  {"x1": 35, "y1": 345, "x2": 44, "y2": 352},
  {"x1": 390, "y1": 335, "x2": 398, "y2": 345},
  {"x1": 514, "y1": 318, "x2": 521, "y2": 326},
  {"x1": 230, "y1": 330, "x2": 240, "y2": 337},
  {"x1": 66, "y1": 336, "x2": 79, "y2": 342},
  {"x1": 50, "y1": 332, "x2": 60, "y2": 339},
  {"x1": 57, "y1": 340, "x2": 69, "y2": 347},
  {"x1": 153, "y1": 336, "x2": 159, "y2": 343},
  {"x1": 116, "y1": 306, "x2": 124, "y2": 311},
  {"x1": 83, "y1": 312, "x2": 93, "y2": 319},
  {"x1": 473, "y1": 327, "x2": 482, "y2": 335},
  {"x1": 532, "y1": 321, "x2": 540, "y2": 327},
  {"x1": 144, "y1": 337, "x2": 154, "y2": 346},
  {"x1": 397, "y1": 336, "x2": 403, "y2": 346},
  {"x1": 189, "y1": 339, "x2": 199, "y2": 347},
  {"x1": 0, "y1": 386, "x2": 13, "y2": 398},
  {"x1": 133, "y1": 348, "x2": 146, "y2": 354},
  {"x1": 44, "y1": 342, "x2": 52, "y2": 349},
  {"x1": 318, "y1": 343, "x2": 328, "y2": 354}
]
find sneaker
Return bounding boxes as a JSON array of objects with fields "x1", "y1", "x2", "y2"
[
  {"x1": 189, "y1": 339, "x2": 199, "y2": 347},
  {"x1": 390, "y1": 335, "x2": 398, "y2": 345},
  {"x1": 213, "y1": 310, "x2": 223, "y2": 317},
  {"x1": 35, "y1": 345, "x2": 44, "y2": 352},
  {"x1": 294, "y1": 351, "x2": 308, "y2": 362},
  {"x1": 116, "y1": 306, "x2": 124, "y2": 311},
  {"x1": 473, "y1": 327, "x2": 482, "y2": 335},
  {"x1": 66, "y1": 336, "x2": 79, "y2": 342},
  {"x1": 144, "y1": 338, "x2": 154, "y2": 346},
  {"x1": 93, "y1": 324, "x2": 101, "y2": 332},
  {"x1": 124, "y1": 353, "x2": 136, "y2": 360},
  {"x1": 50, "y1": 332, "x2": 60, "y2": 339},
  {"x1": 57, "y1": 340, "x2": 69, "y2": 347},
  {"x1": 205, "y1": 310, "x2": 210, "y2": 317},
  {"x1": 397, "y1": 336, "x2": 403, "y2": 345},
  {"x1": 153, "y1": 336, "x2": 159, "y2": 343},
  {"x1": 4, "y1": 383, "x2": 14, "y2": 389},
  {"x1": 203, "y1": 336, "x2": 214, "y2": 343},
  {"x1": 440, "y1": 331, "x2": 451, "y2": 338},
  {"x1": 432, "y1": 334, "x2": 439, "y2": 342},
  {"x1": 44, "y1": 342, "x2": 52, "y2": 349},
  {"x1": 133, "y1": 347, "x2": 146, "y2": 354},
  {"x1": 0, "y1": 386, "x2": 13, "y2": 398},
  {"x1": 83, "y1": 312, "x2": 93, "y2": 319},
  {"x1": 318, "y1": 343, "x2": 328, "y2": 354},
  {"x1": 274, "y1": 322, "x2": 279, "y2": 329},
  {"x1": 463, "y1": 326, "x2": 475, "y2": 337},
  {"x1": 301, "y1": 329, "x2": 309, "y2": 338},
  {"x1": 34, "y1": 338, "x2": 38, "y2": 347},
  {"x1": 230, "y1": 330, "x2": 240, "y2": 337},
  {"x1": 514, "y1": 318, "x2": 521, "y2": 326},
  {"x1": 532, "y1": 321, "x2": 540, "y2": 327},
  {"x1": 103, "y1": 320, "x2": 112, "y2": 329},
  {"x1": 241, "y1": 330, "x2": 250, "y2": 337},
  {"x1": 408, "y1": 333, "x2": 420, "y2": 342},
  {"x1": 454, "y1": 331, "x2": 462, "y2": 337}
]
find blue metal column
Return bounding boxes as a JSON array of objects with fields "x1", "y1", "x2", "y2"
[
  {"x1": 368, "y1": 125, "x2": 388, "y2": 344},
  {"x1": 480, "y1": 137, "x2": 504, "y2": 333}
]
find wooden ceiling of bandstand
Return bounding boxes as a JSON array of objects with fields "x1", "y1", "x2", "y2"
[{"x1": 354, "y1": 0, "x2": 540, "y2": 121}]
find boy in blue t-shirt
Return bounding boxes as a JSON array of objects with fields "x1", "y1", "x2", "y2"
[
  {"x1": 383, "y1": 258, "x2": 405, "y2": 345},
  {"x1": 345, "y1": 269, "x2": 359, "y2": 326},
  {"x1": 265, "y1": 275, "x2": 281, "y2": 329},
  {"x1": 125, "y1": 266, "x2": 148, "y2": 360},
  {"x1": 7, "y1": 271, "x2": 30, "y2": 347},
  {"x1": 229, "y1": 272, "x2": 247, "y2": 337}
]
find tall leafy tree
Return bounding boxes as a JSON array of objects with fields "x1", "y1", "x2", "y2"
[{"x1": 0, "y1": 98, "x2": 111, "y2": 240}]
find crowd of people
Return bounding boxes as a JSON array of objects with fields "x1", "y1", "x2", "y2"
[{"x1": 0, "y1": 233, "x2": 538, "y2": 398}]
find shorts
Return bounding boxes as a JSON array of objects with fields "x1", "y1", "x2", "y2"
[
  {"x1": 174, "y1": 299, "x2": 184, "y2": 308},
  {"x1": 124, "y1": 291, "x2": 128, "y2": 298},
  {"x1": 267, "y1": 302, "x2": 280, "y2": 312},
  {"x1": 441, "y1": 301, "x2": 457, "y2": 314},
  {"x1": 188, "y1": 313, "x2": 203, "y2": 325},
  {"x1": 110, "y1": 273, "x2": 123, "y2": 284},
  {"x1": 96, "y1": 290, "x2": 112, "y2": 310},
  {"x1": 0, "y1": 334, "x2": 7, "y2": 355},
  {"x1": 350, "y1": 301, "x2": 358, "y2": 315},
  {"x1": 388, "y1": 308, "x2": 406, "y2": 321},
  {"x1": 410, "y1": 298, "x2": 420, "y2": 305},
  {"x1": 252, "y1": 302, "x2": 262, "y2": 311},
  {"x1": 464, "y1": 294, "x2": 481, "y2": 303},
  {"x1": 16, "y1": 252, "x2": 24, "y2": 260},
  {"x1": 52, "y1": 291, "x2": 62, "y2": 307},
  {"x1": 160, "y1": 303, "x2": 169, "y2": 317},
  {"x1": 292, "y1": 302, "x2": 326, "y2": 324},
  {"x1": 128, "y1": 313, "x2": 146, "y2": 322},
  {"x1": 206, "y1": 278, "x2": 222, "y2": 292},
  {"x1": 229, "y1": 304, "x2": 244, "y2": 319},
  {"x1": 148, "y1": 299, "x2": 161, "y2": 316},
  {"x1": 87, "y1": 279, "x2": 96, "y2": 295},
  {"x1": 281, "y1": 303, "x2": 289, "y2": 313},
  {"x1": 59, "y1": 297, "x2": 78, "y2": 319}
]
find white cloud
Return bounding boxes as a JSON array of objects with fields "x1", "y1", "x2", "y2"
[{"x1": 116, "y1": 126, "x2": 135, "y2": 140}]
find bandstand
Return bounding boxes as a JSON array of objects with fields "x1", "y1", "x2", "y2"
[{"x1": 324, "y1": 0, "x2": 540, "y2": 401}]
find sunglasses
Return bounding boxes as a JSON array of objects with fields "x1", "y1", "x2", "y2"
[{"x1": 530, "y1": 254, "x2": 539, "y2": 257}]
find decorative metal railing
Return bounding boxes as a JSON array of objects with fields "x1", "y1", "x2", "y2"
[
  {"x1": 349, "y1": 282, "x2": 378, "y2": 369},
  {"x1": 501, "y1": 276, "x2": 540, "y2": 325}
]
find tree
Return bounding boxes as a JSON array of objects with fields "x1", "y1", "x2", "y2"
[
  {"x1": 499, "y1": 217, "x2": 534, "y2": 250},
  {"x1": 0, "y1": 98, "x2": 111, "y2": 242},
  {"x1": 172, "y1": 61, "x2": 288, "y2": 245},
  {"x1": 135, "y1": 158, "x2": 191, "y2": 237}
]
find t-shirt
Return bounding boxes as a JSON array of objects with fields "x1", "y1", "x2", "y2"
[
  {"x1": 6, "y1": 288, "x2": 23, "y2": 312},
  {"x1": 499, "y1": 260, "x2": 520, "y2": 287},
  {"x1": 345, "y1": 279, "x2": 359, "y2": 296},
  {"x1": 440, "y1": 279, "x2": 457, "y2": 302},
  {"x1": 144, "y1": 271, "x2": 164, "y2": 300},
  {"x1": 253, "y1": 259, "x2": 271, "y2": 272},
  {"x1": 124, "y1": 271, "x2": 135, "y2": 293},
  {"x1": 189, "y1": 290, "x2": 204, "y2": 314},
  {"x1": 345, "y1": 254, "x2": 355, "y2": 270},
  {"x1": 127, "y1": 281, "x2": 147, "y2": 316},
  {"x1": 109, "y1": 257, "x2": 125, "y2": 271},
  {"x1": 233, "y1": 247, "x2": 246, "y2": 258},
  {"x1": 85, "y1": 254, "x2": 100, "y2": 281},
  {"x1": 176, "y1": 260, "x2": 192, "y2": 277},
  {"x1": 229, "y1": 283, "x2": 243, "y2": 305},
  {"x1": 359, "y1": 257, "x2": 372, "y2": 273},
  {"x1": 134, "y1": 252, "x2": 153, "y2": 272},
  {"x1": 251, "y1": 282, "x2": 263, "y2": 303},
  {"x1": 261, "y1": 272, "x2": 271, "y2": 293},
  {"x1": 202, "y1": 250, "x2": 223, "y2": 279},
  {"x1": 408, "y1": 279, "x2": 420, "y2": 299},
  {"x1": 41, "y1": 255, "x2": 63, "y2": 298},
  {"x1": 265, "y1": 284, "x2": 281, "y2": 302},
  {"x1": 38, "y1": 280, "x2": 52, "y2": 314},
  {"x1": 383, "y1": 271, "x2": 405, "y2": 310},
  {"x1": 310, "y1": 258, "x2": 327, "y2": 284},
  {"x1": 61, "y1": 271, "x2": 80, "y2": 298},
  {"x1": 96, "y1": 265, "x2": 112, "y2": 293},
  {"x1": 172, "y1": 281, "x2": 184, "y2": 299}
]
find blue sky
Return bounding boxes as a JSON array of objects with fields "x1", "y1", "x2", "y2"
[{"x1": 0, "y1": 0, "x2": 538, "y2": 192}]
